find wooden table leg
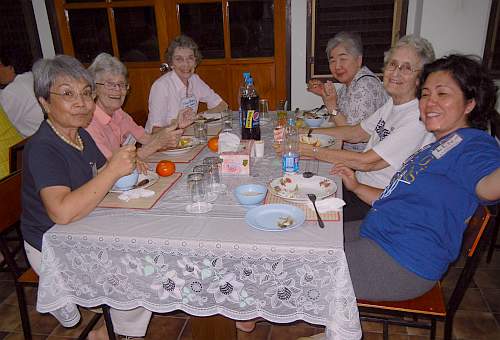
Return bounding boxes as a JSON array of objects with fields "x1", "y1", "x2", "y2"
[{"x1": 191, "y1": 315, "x2": 237, "y2": 340}]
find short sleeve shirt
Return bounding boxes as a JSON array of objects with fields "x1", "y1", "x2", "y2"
[
  {"x1": 336, "y1": 66, "x2": 388, "y2": 152},
  {"x1": 85, "y1": 105, "x2": 146, "y2": 159},
  {"x1": 145, "y1": 71, "x2": 223, "y2": 132},
  {"x1": 356, "y1": 98, "x2": 435, "y2": 188},
  {"x1": 360, "y1": 128, "x2": 500, "y2": 280},
  {"x1": 21, "y1": 121, "x2": 106, "y2": 251},
  {"x1": 0, "y1": 104, "x2": 23, "y2": 178}
]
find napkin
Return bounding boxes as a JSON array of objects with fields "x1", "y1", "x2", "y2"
[
  {"x1": 218, "y1": 132, "x2": 241, "y2": 153},
  {"x1": 306, "y1": 197, "x2": 346, "y2": 213},
  {"x1": 118, "y1": 188, "x2": 155, "y2": 202}
]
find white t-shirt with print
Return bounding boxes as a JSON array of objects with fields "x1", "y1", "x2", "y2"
[{"x1": 355, "y1": 98, "x2": 435, "y2": 189}]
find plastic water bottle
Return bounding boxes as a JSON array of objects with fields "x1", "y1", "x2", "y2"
[
  {"x1": 240, "y1": 77, "x2": 260, "y2": 140},
  {"x1": 282, "y1": 117, "x2": 299, "y2": 174}
]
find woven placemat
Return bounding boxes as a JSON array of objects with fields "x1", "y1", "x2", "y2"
[
  {"x1": 264, "y1": 192, "x2": 340, "y2": 221},
  {"x1": 98, "y1": 173, "x2": 182, "y2": 209}
]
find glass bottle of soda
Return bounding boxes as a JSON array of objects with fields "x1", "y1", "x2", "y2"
[{"x1": 240, "y1": 77, "x2": 260, "y2": 140}]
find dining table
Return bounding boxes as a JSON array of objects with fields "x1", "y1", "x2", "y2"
[{"x1": 35, "y1": 112, "x2": 362, "y2": 340}]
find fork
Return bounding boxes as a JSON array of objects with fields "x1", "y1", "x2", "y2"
[{"x1": 307, "y1": 194, "x2": 324, "y2": 228}]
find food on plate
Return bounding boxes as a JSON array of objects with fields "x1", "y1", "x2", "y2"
[
  {"x1": 277, "y1": 215, "x2": 294, "y2": 228},
  {"x1": 156, "y1": 160, "x2": 176, "y2": 177},
  {"x1": 208, "y1": 136, "x2": 218, "y2": 152},
  {"x1": 299, "y1": 135, "x2": 321, "y2": 146},
  {"x1": 178, "y1": 137, "x2": 192, "y2": 148}
]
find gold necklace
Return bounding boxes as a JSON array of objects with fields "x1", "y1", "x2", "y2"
[{"x1": 46, "y1": 119, "x2": 84, "y2": 151}]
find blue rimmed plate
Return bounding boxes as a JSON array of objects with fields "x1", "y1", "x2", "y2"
[{"x1": 245, "y1": 204, "x2": 306, "y2": 232}]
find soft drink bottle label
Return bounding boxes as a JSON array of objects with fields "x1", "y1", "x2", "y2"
[{"x1": 245, "y1": 110, "x2": 254, "y2": 128}]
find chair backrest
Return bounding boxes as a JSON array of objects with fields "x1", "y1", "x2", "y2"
[
  {"x1": 9, "y1": 137, "x2": 29, "y2": 173},
  {"x1": 447, "y1": 205, "x2": 492, "y2": 314},
  {"x1": 0, "y1": 170, "x2": 22, "y2": 234}
]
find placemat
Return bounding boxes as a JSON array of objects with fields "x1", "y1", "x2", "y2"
[
  {"x1": 264, "y1": 192, "x2": 340, "y2": 222},
  {"x1": 98, "y1": 172, "x2": 182, "y2": 209},
  {"x1": 146, "y1": 144, "x2": 206, "y2": 163},
  {"x1": 183, "y1": 124, "x2": 222, "y2": 136}
]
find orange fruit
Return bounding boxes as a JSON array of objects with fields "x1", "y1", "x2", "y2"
[
  {"x1": 208, "y1": 136, "x2": 218, "y2": 152},
  {"x1": 156, "y1": 160, "x2": 176, "y2": 177}
]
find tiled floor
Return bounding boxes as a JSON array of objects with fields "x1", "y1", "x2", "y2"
[{"x1": 1, "y1": 248, "x2": 499, "y2": 339}]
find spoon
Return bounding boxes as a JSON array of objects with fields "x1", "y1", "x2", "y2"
[{"x1": 307, "y1": 194, "x2": 324, "y2": 228}]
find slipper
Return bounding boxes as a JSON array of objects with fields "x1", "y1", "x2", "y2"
[{"x1": 235, "y1": 321, "x2": 256, "y2": 333}]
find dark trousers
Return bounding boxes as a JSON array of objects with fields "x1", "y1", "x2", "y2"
[{"x1": 342, "y1": 187, "x2": 372, "y2": 222}]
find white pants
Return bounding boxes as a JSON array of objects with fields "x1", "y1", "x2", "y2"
[{"x1": 25, "y1": 242, "x2": 152, "y2": 336}]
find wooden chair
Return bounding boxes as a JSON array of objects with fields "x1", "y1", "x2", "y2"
[
  {"x1": 357, "y1": 205, "x2": 493, "y2": 340},
  {"x1": 486, "y1": 113, "x2": 500, "y2": 263},
  {"x1": 0, "y1": 170, "x2": 103, "y2": 339},
  {"x1": 8, "y1": 137, "x2": 29, "y2": 172}
]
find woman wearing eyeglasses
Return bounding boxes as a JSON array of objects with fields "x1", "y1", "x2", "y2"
[
  {"x1": 145, "y1": 35, "x2": 228, "y2": 133},
  {"x1": 300, "y1": 35, "x2": 436, "y2": 222},
  {"x1": 21, "y1": 55, "x2": 140, "y2": 340},
  {"x1": 86, "y1": 53, "x2": 186, "y2": 161}
]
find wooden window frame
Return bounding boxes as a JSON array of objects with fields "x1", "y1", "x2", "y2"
[
  {"x1": 484, "y1": 0, "x2": 500, "y2": 78},
  {"x1": 305, "y1": 0, "x2": 408, "y2": 81}
]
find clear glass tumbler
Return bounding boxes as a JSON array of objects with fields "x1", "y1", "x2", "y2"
[
  {"x1": 186, "y1": 172, "x2": 212, "y2": 213},
  {"x1": 203, "y1": 157, "x2": 225, "y2": 193},
  {"x1": 259, "y1": 99, "x2": 270, "y2": 123},
  {"x1": 194, "y1": 119, "x2": 208, "y2": 143},
  {"x1": 192, "y1": 165, "x2": 217, "y2": 202}
]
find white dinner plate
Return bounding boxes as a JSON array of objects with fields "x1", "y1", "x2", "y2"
[
  {"x1": 299, "y1": 133, "x2": 335, "y2": 148},
  {"x1": 160, "y1": 136, "x2": 197, "y2": 155},
  {"x1": 268, "y1": 173, "x2": 337, "y2": 202},
  {"x1": 245, "y1": 204, "x2": 305, "y2": 232},
  {"x1": 110, "y1": 172, "x2": 159, "y2": 193}
]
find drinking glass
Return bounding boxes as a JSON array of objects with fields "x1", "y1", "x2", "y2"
[
  {"x1": 222, "y1": 109, "x2": 233, "y2": 132},
  {"x1": 259, "y1": 99, "x2": 270, "y2": 123},
  {"x1": 203, "y1": 156, "x2": 226, "y2": 194},
  {"x1": 276, "y1": 99, "x2": 287, "y2": 125},
  {"x1": 194, "y1": 119, "x2": 208, "y2": 143},
  {"x1": 186, "y1": 172, "x2": 212, "y2": 213},
  {"x1": 192, "y1": 165, "x2": 217, "y2": 202}
]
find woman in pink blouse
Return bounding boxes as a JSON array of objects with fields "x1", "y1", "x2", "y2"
[{"x1": 86, "y1": 53, "x2": 194, "y2": 160}]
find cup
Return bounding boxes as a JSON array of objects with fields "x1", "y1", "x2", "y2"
[
  {"x1": 186, "y1": 172, "x2": 212, "y2": 213},
  {"x1": 194, "y1": 119, "x2": 207, "y2": 143},
  {"x1": 222, "y1": 110, "x2": 233, "y2": 132},
  {"x1": 276, "y1": 99, "x2": 287, "y2": 125},
  {"x1": 192, "y1": 165, "x2": 217, "y2": 202},
  {"x1": 259, "y1": 99, "x2": 270, "y2": 123},
  {"x1": 254, "y1": 140, "x2": 264, "y2": 158},
  {"x1": 203, "y1": 157, "x2": 225, "y2": 193}
]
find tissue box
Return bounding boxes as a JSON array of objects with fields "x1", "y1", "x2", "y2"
[{"x1": 220, "y1": 140, "x2": 254, "y2": 175}]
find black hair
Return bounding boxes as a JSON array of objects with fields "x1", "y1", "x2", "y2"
[{"x1": 417, "y1": 54, "x2": 498, "y2": 130}]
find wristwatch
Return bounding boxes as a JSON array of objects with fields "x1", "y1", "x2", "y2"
[{"x1": 327, "y1": 107, "x2": 338, "y2": 116}]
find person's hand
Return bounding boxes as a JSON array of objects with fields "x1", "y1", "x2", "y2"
[
  {"x1": 107, "y1": 145, "x2": 137, "y2": 178},
  {"x1": 157, "y1": 127, "x2": 184, "y2": 149},
  {"x1": 323, "y1": 81, "x2": 338, "y2": 112},
  {"x1": 330, "y1": 163, "x2": 359, "y2": 192},
  {"x1": 307, "y1": 79, "x2": 324, "y2": 97},
  {"x1": 135, "y1": 160, "x2": 149, "y2": 174},
  {"x1": 178, "y1": 107, "x2": 196, "y2": 129},
  {"x1": 298, "y1": 143, "x2": 315, "y2": 157}
]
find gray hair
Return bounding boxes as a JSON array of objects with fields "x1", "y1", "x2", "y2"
[
  {"x1": 164, "y1": 35, "x2": 202, "y2": 66},
  {"x1": 32, "y1": 55, "x2": 94, "y2": 101},
  {"x1": 384, "y1": 35, "x2": 436, "y2": 69},
  {"x1": 88, "y1": 52, "x2": 128, "y2": 82},
  {"x1": 325, "y1": 31, "x2": 363, "y2": 58}
]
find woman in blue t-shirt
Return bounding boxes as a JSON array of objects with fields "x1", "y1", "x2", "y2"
[{"x1": 328, "y1": 54, "x2": 500, "y2": 303}]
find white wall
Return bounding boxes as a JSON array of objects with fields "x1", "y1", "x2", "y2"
[{"x1": 290, "y1": 0, "x2": 493, "y2": 109}]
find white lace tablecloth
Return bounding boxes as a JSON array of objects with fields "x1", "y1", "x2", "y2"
[{"x1": 36, "y1": 116, "x2": 362, "y2": 340}]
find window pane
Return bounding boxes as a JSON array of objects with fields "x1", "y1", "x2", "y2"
[
  {"x1": 67, "y1": 8, "x2": 112, "y2": 63},
  {"x1": 229, "y1": 0, "x2": 274, "y2": 58},
  {"x1": 179, "y1": 3, "x2": 224, "y2": 59},
  {"x1": 114, "y1": 7, "x2": 160, "y2": 62}
]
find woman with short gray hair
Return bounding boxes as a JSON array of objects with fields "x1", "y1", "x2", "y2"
[
  {"x1": 86, "y1": 52, "x2": 185, "y2": 161},
  {"x1": 21, "y1": 54, "x2": 140, "y2": 340},
  {"x1": 308, "y1": 31, "x2": 388, "y2": 152},
  {"x1": 146, "y1": 35, "x2": 228, "y2": 133}
]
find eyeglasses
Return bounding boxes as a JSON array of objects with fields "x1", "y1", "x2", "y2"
[
  {"x1": 49, "y1": 89, "x2": 95, "y2": 102},
  {"x1": 172, "y1": 55, "x2": 196, "y2": 64},
  {"x1": 96, "y1": 81, "x2": 130, "y2": 91},
  {"x1": 385, "y1": 61, "x2": 421, "y2": 75}
]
